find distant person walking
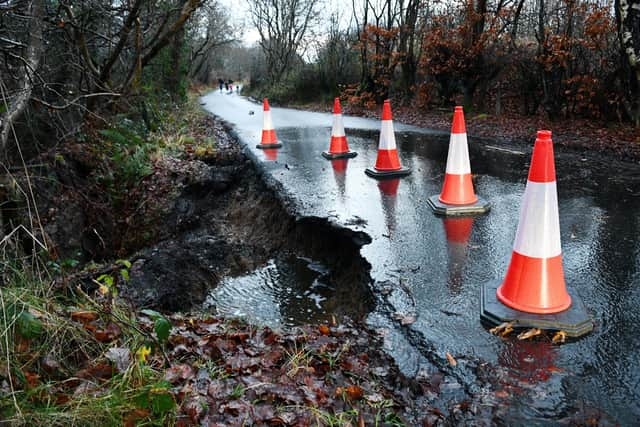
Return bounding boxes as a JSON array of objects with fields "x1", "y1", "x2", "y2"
[
  {"x1": 218, "y1": 78, "x2": 224, "y2": 92},
  {"x1": 224, "y1": 81, "x2": 229, "y2": 92},
  {"x1": 227, "y1": 79, "x2": 233, "y2": 94}
]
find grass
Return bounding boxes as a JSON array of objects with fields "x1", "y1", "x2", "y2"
[{"x1": 0, "y1": 258, "x2": 178, "y2": 426}]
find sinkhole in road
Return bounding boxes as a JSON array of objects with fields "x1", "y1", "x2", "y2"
[{"x1": 202, "y1": 255, "x2": 368, "y2": 328}]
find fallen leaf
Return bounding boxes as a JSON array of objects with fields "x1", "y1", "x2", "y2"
[
  {"x1": 552, "y1": 330, "x2": 567, "y2": 344},
  {"x1": 393, "y1": 312, "x2": 416, "y2": 325},
  {"x1": 164, "y1": 364, "x2": 195, "y2": 384},
  {"x1": 70, "y1": 310, "x2": 98, "y2": 323},
  {"x1": 489, "y1": 322, "x2": 514, "y2": 336},
  {"x1": 446, "y1": 352, "x2": 457, "y2": 366},
  {"x1": 105, "y1": 347, "x2": 131, "y2": 373},
  {"x1": 517, "y1": 328, "x2": 542, "y2": 340},
  {"x1": 345, "y1": 385, "x2": 364, "y2": 401},
  {"x1": 318, "y1": 325, "x2": 330, "y2": 335},
  {"x1": 124, "y1": 408, "x2": 150, "y2": 427}
]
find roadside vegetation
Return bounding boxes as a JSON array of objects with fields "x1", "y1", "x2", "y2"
[{"x1": 236, "y1": 0, "x2": 640, "y2": 156}]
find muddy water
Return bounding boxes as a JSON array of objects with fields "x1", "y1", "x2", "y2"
[
  {"x1": 203, "y1": 255, "x2": 367, "y2": 327},
  {"x1": 201, "y1": 92, "x2": 640, "y2": 424}
]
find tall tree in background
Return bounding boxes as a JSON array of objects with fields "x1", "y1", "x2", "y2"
[
  {"x1": 247, "y1": 0, "x2": 320, "y2": 83},
  {"x1": 616, "y1": 0, "x2": 640, "y2": 126}
]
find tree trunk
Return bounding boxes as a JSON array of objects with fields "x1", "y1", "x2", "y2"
[
  {"x1": 616, "y1": 0, "x2": 640, "y2": 126},
  {"x1": 0, "y1": 0, "x2": 44, "y2": 157}
]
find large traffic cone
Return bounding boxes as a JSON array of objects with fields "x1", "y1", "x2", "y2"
[
  {"x1": 480, "y1": 130, "x2": 593, "y2": 337},
  {"x1": 497, "y1": 130, "x2": 571, "y2": 314},
  {"x1": 365, "y1": 100, "x2": 411, "y2": 179},
  {"x1": 323, "y1": 98, "x2": 357, "y2": 159},
  {"x1": 256, "y1": 98, "x2": 282, "y2": 149},
  {"x1": 428, "y1": 106, "x2": 489, "y2": 215}
]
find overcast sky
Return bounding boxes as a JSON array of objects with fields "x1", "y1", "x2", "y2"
[{"x1": 218, "y1": 0, "x2": 353, "y2": 46}]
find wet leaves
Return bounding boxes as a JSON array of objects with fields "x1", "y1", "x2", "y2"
[
  {"x1": 393, "y1": 312, "x2": 417, "y2": 325},
  {"x1": 552, "y1": 330, "x2": 567, "y2": 344},
  {"x1": 517, "y1": 328, "x2": 543, "y2": 340},
  {"x1": 489, "y1": 321, "x2": 514, "y2": 337},
  {"x1": 446, "y1": 352, "x2": 457, "y2": 367}
]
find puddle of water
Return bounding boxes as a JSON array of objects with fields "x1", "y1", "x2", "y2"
[{"x1": 203, "y1": 256, "x2": 364, "y2": 328}]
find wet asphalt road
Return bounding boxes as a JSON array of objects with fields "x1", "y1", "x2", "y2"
[{"x1": 202, "y1": 90, "x2": 640, "y2": 424}]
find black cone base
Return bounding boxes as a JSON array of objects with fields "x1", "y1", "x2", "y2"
[
  {"x1": 427, "y1": 195, "x2": 490, "y2": 216},
  {"x1": 256, "y1": 143, "x2": 282, "y2": 149},
  {"x1": 480, "y1": 279, "x2": 594, "y2": 338},
  {"x1": 322, "y1": 151, "x2": 358, "y2": 159},
  {"x1": 365, "y1": 167, "x2": 411, "y2": 179}
]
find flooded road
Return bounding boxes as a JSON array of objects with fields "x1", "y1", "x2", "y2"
[{"x1": 202, "y1": 90, "x2": 640, "y2": 424}]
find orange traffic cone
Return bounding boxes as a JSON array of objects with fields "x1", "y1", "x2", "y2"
[
  {"x1": 480, "y1": 130, "x2": 593, "y2": 337},
  {"x1": 365, "y1": 100, "x2": 411, "y2": 179},
  {"x1": 496, "y1": 130, "x2": 571, "y2": 314},
  {"x1": 256, "y1": 98, "x2": 282, "y2": 149},
  {"x1": 323, "y1": 98, "x2": 357, "y2": 159},
  {"x1": 428, "y1": 106, "x2": 489, "y2": 215}
]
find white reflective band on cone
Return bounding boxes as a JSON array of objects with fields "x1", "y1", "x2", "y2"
[
  {"x1": 263, "y1": 111, "x2": 274, "y2": 130},
  {"x1": 445, "y1": 133, "x2": 472, "y2": 175},
  {"x1": 378, "y1": 120, "x2": 396, "y2": 150},
  {"x1": 332, "y1": 114, "x2": 345, "y2": 137},
  {"x1": 513, "y1": 181, "x2": 562, "y2": 258}
]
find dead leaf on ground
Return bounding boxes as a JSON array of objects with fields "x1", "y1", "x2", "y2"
[
  {"x1": 446, "y1": 352, "x2": 457, "y2": 366},
  {"x1": 393, "y1": 312, "x2": 416, "y2": 325},
  {"x1": 70, "y1": 310, "x2": 98, "y2": 323},
  {"x1": 489, "y1": 322, "x2": 514, "y2": 337},
  {"x1": 552, "y1": 330, "x2": 567, "y2": 344},
  {"x1": 517, "y1": 328, "x2": 542, "y2": 340},
  {"x1": 105, "y1": 347, "x2": 131, "y2": 373}
]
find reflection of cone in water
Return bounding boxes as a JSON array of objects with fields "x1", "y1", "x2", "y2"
[
  {"x1": 497, "y1": 130, "x2": 571, "y2": 314},
  {"x1": 378, "y1": 178, "x2": 399, "y2": 235},
  {"x1": 365, "y1": 100, "x2": 411, "y2": 179},
  {"x1": 443, "y1": 217, "x2": 474, "y2": 292},
  {"x1": 498, "y1": 340, "x2": 558, "y2": 384},
  {"x1": 331, "y1": 158, "x2": 348, "y2": 199},
  {"x1": 263, "y1": 148, "x2": 278, "y2": 161},
  {"x1": 256, "y1": 98, "x2": 282, "y2": 149},
  {"x1": 323, "y1": 98, "x2": 357, "y2": 159},
  {"x1": 428, "y1": 106, "x2": 489, "y2": 215}
]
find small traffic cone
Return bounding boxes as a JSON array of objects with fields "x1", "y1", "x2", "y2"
[
  {"x1": 365, "y1": 100, "x2": 411, "y2": 179},
  {"x1": 323, "y1": 98, "x2": 357, "y2": 159},
  {"x1": 480, "y1": 130, "x2": 593, "y2": 337},
  {"x1": 497, "y1": 130, "x2": 571, "y2": 314},
  {"x1": 428, "y1": 106, "x2": 489, "y2": 215},
  {"x1": 256, "y1": 98, "x2": 282, "y2": 149}
]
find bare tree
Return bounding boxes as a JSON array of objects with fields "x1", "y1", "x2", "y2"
[
  {"x1": 616, "y1": 0, "x2": 640, "y2": 126},
  {"x1": 0, "y1": 0, "x2": 44, "y2": 154},
  {"x1": 247, "y1": 0, "x2": 320, "y2": 83}
]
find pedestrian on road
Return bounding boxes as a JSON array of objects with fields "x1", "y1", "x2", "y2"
[
  {"x1": 218, "y1": 78, "x2": 224, "y2": 92},
  {"x1": 224, "y1": 81, "x2": 229, "y2": 92}
]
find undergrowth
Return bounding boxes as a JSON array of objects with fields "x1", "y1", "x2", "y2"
[{"x1": 0, "y1": 258, "x2": 176, "y2": 426}]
